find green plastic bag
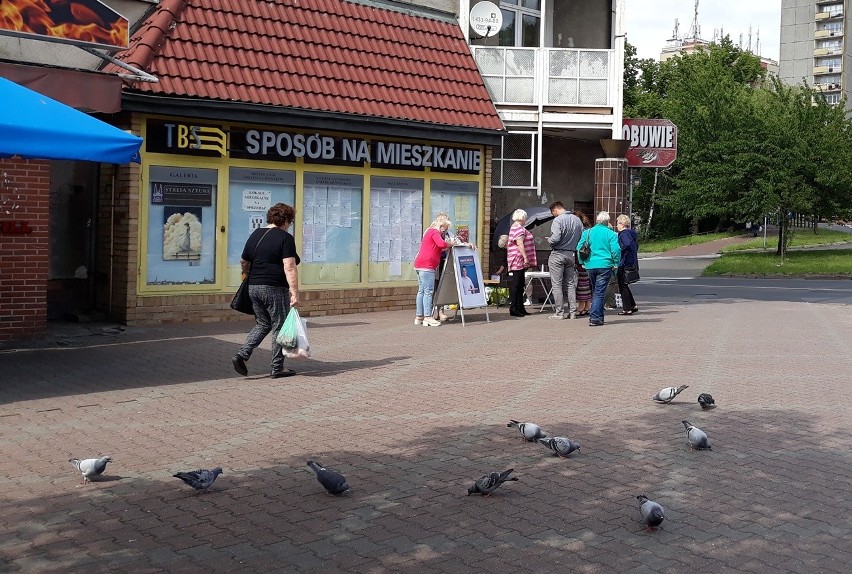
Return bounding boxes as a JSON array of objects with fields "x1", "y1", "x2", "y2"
[{"x1": 277, "y1": 307, "x2": 300, "y2": 348}]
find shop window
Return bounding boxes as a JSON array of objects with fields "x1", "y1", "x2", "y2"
[
  {"x1": 301, "y1": 173, "x2": 363, "y2": 285},
  {"x1": 146, "y1": 166, "x2": 218, "y2": 286},
  {"x1": 368, "y1": 176, "x2": 423, "y2": 282},
  {"x1": 430, "y1": 180, "x2": 479, "y2": 247},
  {"x1": 226, "y1": 168, "x2": 295, "y2": 287}
]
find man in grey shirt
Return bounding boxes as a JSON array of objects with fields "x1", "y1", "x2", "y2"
[{"x1": 547, "y1": 201, "x2": 583, "y2": 319}]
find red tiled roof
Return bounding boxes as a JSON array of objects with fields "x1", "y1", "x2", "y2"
[{"x1": 108, "y1": 0, "x2": 503, "y2": 133}]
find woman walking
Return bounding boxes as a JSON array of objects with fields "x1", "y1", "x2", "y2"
[
  {"x1": 616, "y1": 214, "x2": 639, "y2": 315},
  {"x1": 232, "y1": 203, "x2": 300, "y2": 378},
  {"x1": 575, "y1": 211, "x2": 620, "y2": 326},
  {"x1": 507, "y1": 209, "x2": 536, "y2": 317}
]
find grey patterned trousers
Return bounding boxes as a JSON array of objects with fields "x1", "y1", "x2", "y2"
[{"x1": 238, "y1": 284, "x2": 290, "y2": 374}]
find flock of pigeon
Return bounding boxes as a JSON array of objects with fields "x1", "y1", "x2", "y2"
[
  {"x1": 467, "y1": 385, "x2": 717, "y2": 531},
  {"x1": 67, "y1": 385, "x2": 716, "y2": 531}
]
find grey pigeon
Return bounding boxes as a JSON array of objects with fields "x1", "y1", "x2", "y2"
[
  {"x1": 69, "y1": 456, "x2": 112, "y2": 484},
  {"x1": 538, "y1": 437, "x2": 581, "y2": 457},
  {"x1": 307, "y1": 460, "x2": 350, "y2": 495},
  {"x1": 507, "y1": 419, "x2": 546, "y2": 441},
  {"x1": 652, "y1": 385, "x2": 689, "y2": 404},
  {"x1": 698, "y1": 393, "x2": 716, "y2": 410},
  {"x1": 468, "y1": 468, "x2": 518, "y2": 496},
  {"x1": 682, "y1": 420, "x2": 711, "y2": 450},
  {"x1": 173, "y1": 467, "x2": 223, "y2": 492},
  {"x1": 637, "y1": 495, "x2": 665, "y2": 530}
]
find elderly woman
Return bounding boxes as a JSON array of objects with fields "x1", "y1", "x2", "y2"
[
  {"x1": 507, "y1": 209, "x2": 537, "y2": 317},
  {"x1": 233, "y1": 202, "x2": 300, "y2": 378},
  {"x1": 616, "y1": 214, "x2": 639, "y2": 315},
  {"x1": 414, "y1": 214, "x2": 455, "y2": 327},
  {"x1": 575, "y1": 211, "x2": 620, "y2": 326}
]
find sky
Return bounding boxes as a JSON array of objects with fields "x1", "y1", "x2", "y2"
[{"x1": 624, "y1": 0, "x2": 782, "y2": 62}]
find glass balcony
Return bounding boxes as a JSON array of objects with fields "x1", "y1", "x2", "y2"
[{"x1": 471, "y1": 46, "x2": 613, "y2": 107}]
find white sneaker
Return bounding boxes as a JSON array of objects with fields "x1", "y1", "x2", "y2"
[
  {"x1": 414, "y1": 318, "x2": 423, "y2": 325},
  {"x1": 422, "y1": 317, "x2": 441, "y2": 327},
  {"x1": 438, "y1": 311, "x2": 449, "y2": 322}
]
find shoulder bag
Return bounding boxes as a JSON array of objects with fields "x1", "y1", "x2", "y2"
[
  {"x1": 578, "y1": 230, "x2": 591, "y2": 261},
  {"x1": 230, "y1": 228, "x2": 273, "y2": 314},
  {"x1": 625, "y1": 263, "x2": 640, "y2": 284}
]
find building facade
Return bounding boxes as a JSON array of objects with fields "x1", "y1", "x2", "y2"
[{"x1": 780, "y1": 0, "x2": 850, "y2": 109}]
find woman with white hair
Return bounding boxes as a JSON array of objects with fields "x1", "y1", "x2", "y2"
[
  {"x1": 413, "y1": 214, "x2": 455, "y2": 327},
  {"x1": 506, "y1": 209, "x2": 537, "y2": 317},
  {"x1": 575, "y1": 211, "x2": 620, "y2": 326},
  {"x1": 616, "y1": 214, "x2": 639, "y2": 315}
]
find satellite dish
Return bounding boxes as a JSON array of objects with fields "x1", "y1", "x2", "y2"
[{"x1": 469, "y1": 1, "x2": 502, "y2": 38}]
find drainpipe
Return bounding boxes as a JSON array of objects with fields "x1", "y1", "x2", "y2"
[
  {"x1": 109, "y1": 169, "x2": 115, "y2": 317},
  {"x1": 612, "y1": 0, "x2": 626, "y2": 138}
]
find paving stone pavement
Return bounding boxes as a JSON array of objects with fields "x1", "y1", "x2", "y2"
[{"x1": 1, "y1": 297, "x2": 851, "y2": 573}]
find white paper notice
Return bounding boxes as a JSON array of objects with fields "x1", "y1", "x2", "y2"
[
  {"x1": 242, "y1": 189, "x2": 271, "y2": 212},
  {"x1": 341, "y1": 190, "x2": 352, "y2": 228},
  {"x1": 249, "y1": 214, "x2": 265, "y2": 231},
  {"x1": 378, "y1": 242, "x2": 390, "y2": 261},
  {"x1": 389, "y1": 259, "x2": 402, "y2": 276},
  {"x1": 369, "y1": 242, "x2": 379, "y2": 261}
]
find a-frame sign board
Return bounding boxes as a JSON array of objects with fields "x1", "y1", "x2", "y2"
[{"x1": 433, "y1": 245, "x2": 490, "y2": 326}]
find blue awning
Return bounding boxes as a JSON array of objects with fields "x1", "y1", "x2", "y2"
[{"x1": 0, "y1": 76, "x2": 142, "y2": 164}]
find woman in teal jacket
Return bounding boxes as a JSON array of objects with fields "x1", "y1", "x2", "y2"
[{"x1": 576, "y1": 211, "x2": 620, "y2": 326}]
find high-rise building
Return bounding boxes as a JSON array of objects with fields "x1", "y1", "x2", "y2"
[{"x1": 780, "y1": 0, "x2": 849, "y2": 109}]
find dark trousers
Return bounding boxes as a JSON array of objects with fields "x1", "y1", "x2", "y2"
[
  {"x1": 616, "y1": 266, "x2": 637, "y2": 311},
  {"x1": 509, "y1": 269, "x2": 526, "y2": 312}
]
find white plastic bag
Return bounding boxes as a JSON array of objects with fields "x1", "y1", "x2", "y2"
[{"x1": 283, "y1": 311, "x2": 311, "y2": 359}]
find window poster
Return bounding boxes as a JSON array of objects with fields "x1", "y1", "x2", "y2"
[
  {"x1": 146, "y1": 166, "x2": 217, "y2": 286},
  {"x1": 302, "y1": 173, "x2": 362, "y2": 285},
  {"x1": 227, "y1": 168, "x2": 295, "y2": 286},
  {"x1": 430, "y1": 180, "x2": 479, "y2": 248},
  {"x1": 368, "y1": 176, "x2": 423, "y2": 282}
]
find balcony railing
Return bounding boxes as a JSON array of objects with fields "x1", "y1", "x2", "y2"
[{"x1": 471, "y1": 46, "x2": 612, "y2": 107}]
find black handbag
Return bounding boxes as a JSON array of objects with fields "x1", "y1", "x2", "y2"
[
  {"x1": 578, "y1": 233, "x2": 591, "y2": 261},
  {"x1": 230, "y1": 228, "x2": 272, "y2": 314},
  {"x1": 625, "y1": 264, "x2": 640, "y2": 284}
]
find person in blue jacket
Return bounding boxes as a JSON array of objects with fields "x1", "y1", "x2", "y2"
[
  {"x1": 615, "y1": 214, "x2": 639, "y2": 315},
  {"x1": 576, "y1": 211, "x2": 620, "y2": 326}
]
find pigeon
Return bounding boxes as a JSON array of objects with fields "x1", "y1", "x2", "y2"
[
  {"x1": 637, "y1": 495, "x2": 665, "y2": 530},
  {"x1": 69, "y1": 456, "x2": 112, "y2": 484},
  {"x1": 538, "y1": 437, "x2": 581, "y2": 457},
  {"x1": 698, "y1": 393, "x2": 717, "y2": 410},
  {"x1": 652, "y1": 385, "x2": 689, "y2": 404},
  {"x1": 173, "y1": 467, "x2": 223, "y2": 492},
  {"x1": 507, "y1": 419, "x2": 546, "y2": 441},
  {"x1": 467, "y1": 468, "x2": 518, "y2": 496},
  {"x1": 682, "y1": 420, "x2": 711, "y2": 450},
  {"x1": 307, "y1": 460, "x2": 350, "y2": 495}
]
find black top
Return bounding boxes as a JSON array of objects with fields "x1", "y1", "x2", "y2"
[{"x1": 242, "y1": 227, "x2": 300, "y2": 287}]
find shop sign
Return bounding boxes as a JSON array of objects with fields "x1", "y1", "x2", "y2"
[
  {"x1": 229, "y1": 128, "x2": 481, "y2": 174},
  {"x1": 622, "y1": 118, "x2": 678, "y2": 168},
  {"x1": 0, "y1": 220, "x2": 33, "y2": 234},
  {"x1": 151, "y1": 182, "x2": 212, "y2": 206},
  {"x1": 147, "y1": 120, "x2": 227, "y2": 157}
]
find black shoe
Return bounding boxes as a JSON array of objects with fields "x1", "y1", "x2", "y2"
[
  {"x1": 232, "y1": 355, "x2": 248, "y2": 376},
  {"x1": 509, "y1": 309, "x2": 524, "y2": 317},
  {"x1": 589, "y1": 321, "x2": 604, "y2": 326},
  {"x1": 270, "y1": 369, "x2": 296, "y2": 378}
]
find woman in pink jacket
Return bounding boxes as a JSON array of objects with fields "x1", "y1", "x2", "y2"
[{"x1": 413, "y1": 214, "x2": 454, "y2": 327}]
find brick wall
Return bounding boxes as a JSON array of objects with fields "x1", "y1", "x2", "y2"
[{"x1": 0, "y1": 158, "x2": 50, "y2": 341}]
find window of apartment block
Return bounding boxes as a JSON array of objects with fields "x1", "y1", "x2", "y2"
[
  {"x1": 823, "y1": 93, "x2": 841, "y2": 105},
  {"x1": 816, "y1": 74, "x2": 841, "y2": 84},
  {"x1": 493, "y1": 133, "x2": 537, "y2": 188},
  {"x1": 499, "y1": 1, "x2": 541, "y2": 47}
]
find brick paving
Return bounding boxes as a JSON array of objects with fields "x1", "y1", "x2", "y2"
[{"x1": 1, "y1": 297, "x2": 851, "y2": 573}]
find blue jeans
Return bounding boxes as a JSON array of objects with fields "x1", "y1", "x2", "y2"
[
  {"x1": 586, "y1": 267, "x2": 613, "y2": 324},
  {"x1": 416, "y1": 269, "x2": 436, "y2": 317}
]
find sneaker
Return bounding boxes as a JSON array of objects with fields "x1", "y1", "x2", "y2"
[
  {"x1": 438, "y1": 311, "x2": 449, "y2": 322},
  {"x1": 414, "y1": 317, "x2": 423, "y2": 325},
  {"x1": 547, "y1": 313, "x2": 565, "y2": 320},
  {"x1": 422, "y1": 317, "x2": 441, "y2": 327},
  {"x1": 568, "y1": 312, "x2": 577, "y2": 319},
  {"x1": 232, "y1": 355, "x2": 248, "y2": 376}
]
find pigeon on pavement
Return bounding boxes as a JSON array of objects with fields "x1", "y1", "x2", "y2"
[
  {"x1": 538, "y1": 437, "x2": 581, "y2": 457},
  {"x1": 173, "y1": 467, "x2": 223, "y2": 492},
  {"x1": 652, "y1": 385, "x2": 689, "y2": 404},
  {"x1": 468, "y1": 468, "x2": 518, "y2": 496},
  {"x1": 682, "y1": 420, "x2": 712, "y2": 450},
  {"x1": 307, "y1": 460, "x2": 350, "y2": 495},
  {"x1": 637, "y1": 495, "x2": 665, "y2": 530},
  {"x1": 507, "y1": 420, "x2": 546, "y2": 441},
  {"x1": 698, "y1": 393, "x2": 717, "y2": 410},
  {"x1": 69, "y1": 456, "x2": 112, "y2": 484}
]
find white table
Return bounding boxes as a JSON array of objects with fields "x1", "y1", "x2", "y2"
[{"x1": 520, "y1": 270, "x2": 555, "y2": 313}]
